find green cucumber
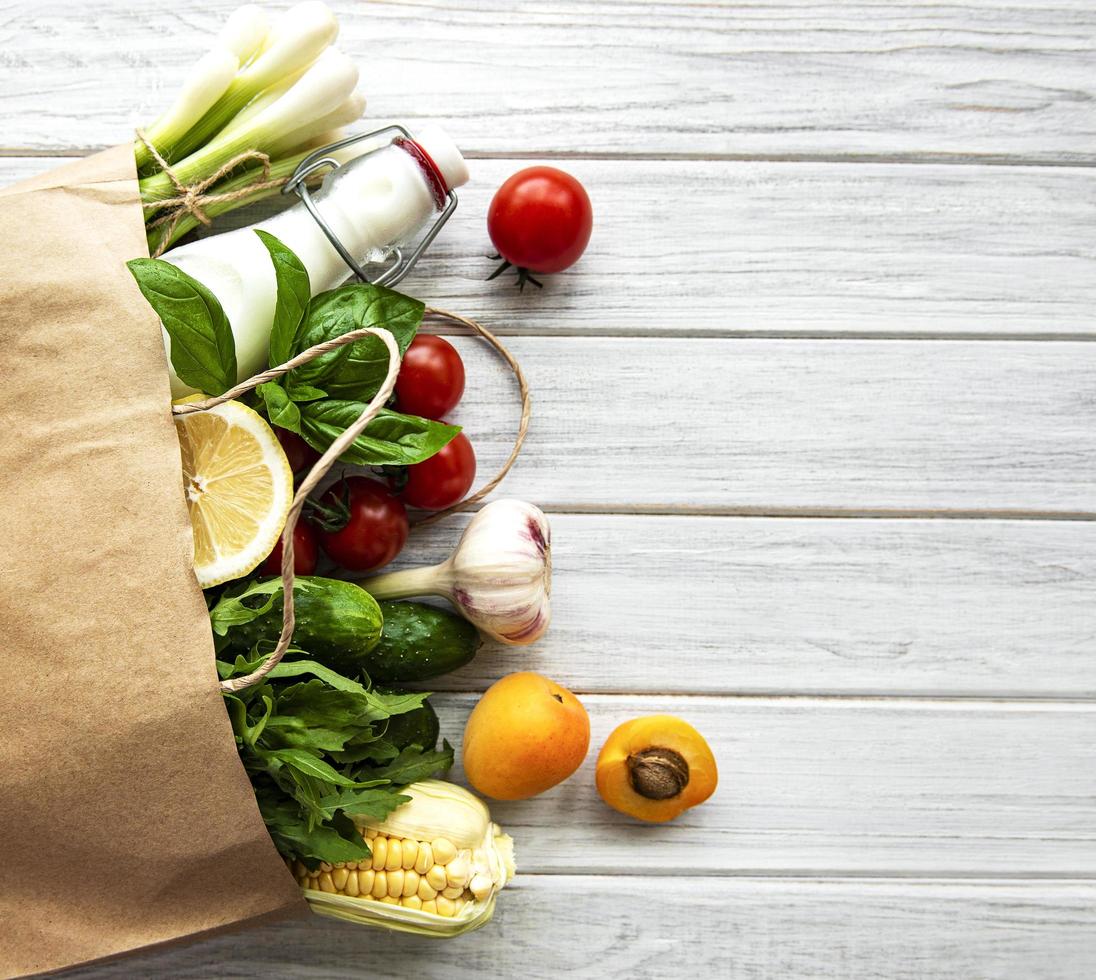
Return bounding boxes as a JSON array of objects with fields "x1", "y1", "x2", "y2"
[
  {"x1": 384, "y1": 700, "x2": 441, "y2": 751},
  {"x1": 210, "y1": 576, "x2": 383, "y2": 674},
  {"x1": 367, "y1": 601, "x2": 480, "y2": 682}
]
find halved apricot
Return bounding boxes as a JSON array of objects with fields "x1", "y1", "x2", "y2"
[{"x1": 595, "y1": 715, "x2": 717, "y2": 823}]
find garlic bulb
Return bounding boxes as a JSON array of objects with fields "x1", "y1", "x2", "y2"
[{"x1": 361, "y1": 499, "x2": 551, "y2": 645}]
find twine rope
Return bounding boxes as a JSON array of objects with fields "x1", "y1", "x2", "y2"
[
  {"x1": 136, "y1": 130, "x2": 290, "y2": 257},
  {"x1": 414, "y1": 308, "x2": 531, "y2": 527},
  {"x1": 175, "y1": 311, "x2": 530, "y2": 693}
]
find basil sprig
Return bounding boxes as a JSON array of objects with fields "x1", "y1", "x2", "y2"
[
  {"x1": 127, "y1": 231, "x2": 458, "y2": 466},
  {"x1": 127, "y1": 258, "x2": 237, "y2": 395}
]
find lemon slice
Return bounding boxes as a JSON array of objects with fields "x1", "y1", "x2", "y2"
[{"x1": 174, "y1": 399, "x2": 294, "y2": 588}]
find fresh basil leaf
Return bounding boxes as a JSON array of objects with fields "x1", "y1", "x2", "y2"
[
  {"x1": 127, "y1": 257, "x2": 236, "y2": 395},
  {"x1": 255, "y1": 230, "x2": 310, "y2": 369},
  {"x1": 300, "y1": 403, "x2": 459, "y2": 467},
  {"x1": 284, "y1": 382, "x2": 327, "y2": 403},
  {"x1": 287, "y1": 284, "x2": 422, "y2": 401},
  {"x1": 257, "y1": 381, "x2": 302, "y2": 433}
]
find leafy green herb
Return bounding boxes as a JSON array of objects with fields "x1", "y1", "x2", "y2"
[
  {"x1": 300, "y1": 403, "x2": 460, "y2": 467},
  {"x1": 257, "y1": 381, "x2": 302, "y2": 433},
  {"x1": 219, "y1": 653, "x2": 451, "y2": 867},
  {"x1": 127, "y1": 257, "x2": 237, "y2": 394},
  {"x1": 285, "y1": 284, "x2": 423, "y2": 402},
  {"x1": 256, "y1": 230, "x2": 310, "y2": 369}
]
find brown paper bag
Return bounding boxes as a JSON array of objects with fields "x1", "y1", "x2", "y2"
[{"x1": 0, "y1": 146, "x2": 304, "y2": 979}]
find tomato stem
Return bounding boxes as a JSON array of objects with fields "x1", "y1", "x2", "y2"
[
  {"x1": 486, "y1": 256, "x2": 544, "y2": 291},
  {"x1": 304, "y1": 481, "x2": 352, "y2": 533}
]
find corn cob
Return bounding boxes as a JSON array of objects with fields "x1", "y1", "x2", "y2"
[{"x1": 290, "y1": 780, "x2": 515, "y2": 937}]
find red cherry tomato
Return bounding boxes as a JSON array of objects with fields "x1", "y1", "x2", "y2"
[
  {"x1": 395, "y1": 335, "x2": 466, "y2": 420},
  {"x1": 487, "y1": 166, "x2": 592, "y2": 275},
  {"x1": 398, "y1": 432, "x2": 476, "y2": 511},
  {"x1": 317, "y1": 477, "x2": 408, "y2": 572},
  {"x1": 276, "y1": 428, "x2": 320, "y2": 474},
  {"x1": 261, "y1": 521, "x2": 319, "y2": 576}
]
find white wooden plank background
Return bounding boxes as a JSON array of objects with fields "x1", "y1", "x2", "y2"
[
  {"x1": 2, "y1": 1, "x2": 1096, "y2": 160},
  {"x1": 64, "y1": 879, "x2": 1096, "y2": 980},
  {"x1": 8, "y1": 155, "x2": 1096, "y2": 337},
  {"x1": 4, "y1": 0, "x2": 1095, "y2": 978}
]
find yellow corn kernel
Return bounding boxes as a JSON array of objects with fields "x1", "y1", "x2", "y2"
[
  {"x1": 426, "y1": 864, "x2": 448, "y2": 891},
  {"x1": 402, "y1": 869, "x2": 420, "y2": 898},
  {"x1": 441, "y1": 885, "x2": 464, "y2": 900},
  {"x1": 371, "y1": 871, "x2": 388, "y2": 899},
  {"x1": 401, "y1": 839, "x2": 419, "y2": 869},
  {"x1": 417, "y1": 878, "x2": 437, "y2": 902},
  {"x1": 317, "y1": 872, "x2": 336, "y2": 894},
  {"x1": 445, "y1": 855, "x2": 471, "y2": 888},
  {"x1": 319, "y1": 862, "x2": 333, "y2": 873},
  {"x1": 402, "y1": 894, "x2": 422, "y2": 910},
  {"x1": 332, "y1": 868, "x2": 349, "y2": 891},
  {"x1": 386, "y1": 869, "x2": 405, "y2": 898},
  {"x1": 345, "y1": 871, "x2": 360, "y2": 898},
  {"x1": 380, "y1": 895, "x2": 400, "y2": 905},
  {"x1": 435, "y1": 895, "x2": 457, "y2": 917},
  {"x1": 421, "y1": 899, "x2": 438, "y2": 915},
  {"x1": 371, "y1": 836, "x2": 387, "y2": 871},
  {"x1": 431, "y1": 838, "x2": 457, "y2": 866},
  {"x1": 364, "y1": 829, "x2": 378, "y2": 839},
  {"x1": 469, "y1": 874, "x2": 492, "y2": 902},
  {"x1": 385, "y1": 838, "x2": 402, "y2": 871},
  {"x1": 414, "y1": 843, "x2": 432, "y2": 875},
  {"x1": 359, "y1": 869, "x2": 375, "y2": 895}
]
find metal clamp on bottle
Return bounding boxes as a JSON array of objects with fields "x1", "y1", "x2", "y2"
[{"x1": 283, "y1": 124, "x2": 459, "y2": 288}]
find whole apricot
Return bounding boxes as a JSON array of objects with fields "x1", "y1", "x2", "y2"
[{"x1": 462, "y1": 672, "x2": 590, "y2": 800}]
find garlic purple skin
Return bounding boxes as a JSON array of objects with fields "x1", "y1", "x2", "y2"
[{"x1": 360, "y1": 499, "x2": 551, "y2": 645}]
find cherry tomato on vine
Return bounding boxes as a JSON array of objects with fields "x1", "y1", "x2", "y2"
[
  {"x1": 261, "y1": 521, "x2": 319, "y2": 576},
  {"x1": 398, "y1": 432, "x2": 476, "y2": 511},
  {"x1": 395, "y1": 335, "x2": 466, "y2": 420},
  {"x1": 316, "y1": 477, "x2": 408, "y2": 572},
  {"x1": 487, "y1": 166, "x2": 592, "y2": 288},
  {"x1": 276, "y1": 428, "x2": 320, "y2": 474}
]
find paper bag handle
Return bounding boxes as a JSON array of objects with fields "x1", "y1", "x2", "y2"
[{"x1": 172, "y1": 308, "x2": 531, "y2": 693}]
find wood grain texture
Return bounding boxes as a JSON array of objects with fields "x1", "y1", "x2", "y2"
[
  {"x1": 6, "y1": 155, "x2": 1096, "y2": 338},
  {"x1": 391, "y1": 513, "x2": 1096, "y2": 698},
  {"x1": 411, "y1": 694, "x2": 1096, "y2": 876},
  {"x1": 64, "y1": 877, "x2": 1096, "y2": 980},
  {"x1": 4, "y1": 1, "x2": 1096, "y2": 975},
  {"x1": 437, "y1": 334, "x2": 1096, "y2": 513},
  {"x1": 1, "y1": 1, "x2": 1096, "y2": 160}
]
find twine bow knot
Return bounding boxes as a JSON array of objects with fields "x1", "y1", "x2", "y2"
[{"x1": 136, "y1": 129, "x2": 288, "y2": 256}]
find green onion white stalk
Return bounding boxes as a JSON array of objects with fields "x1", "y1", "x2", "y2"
[
  {"x1": 134, "y1": 4, "x2": 271, "y2": 172},
  {"x1": 360, "y1": 501, "x2": 553, "y2": 646},
  {"x1": 216, "y1": 3, "x2": 270, "y2": 63},
  {"x1": 141, "y1": 47, "x2": 359, "y2": 205},
  {"x1": 136, "y1": 2, "x2": 360, "y2": 239},
  {"x1": 135, "y1": 49, "x2": 240, "y2": 173},
  {"x1": 164, "y1": 1, "x2": 338, "y2": 165}
]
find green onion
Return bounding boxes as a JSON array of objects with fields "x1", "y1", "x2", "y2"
[
  {"x1": 140, "y1": 47, "x2": 359, "y2": 207},
  {"x1": 165, "y1": 1, "x2": 339, "y2": 165}
]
